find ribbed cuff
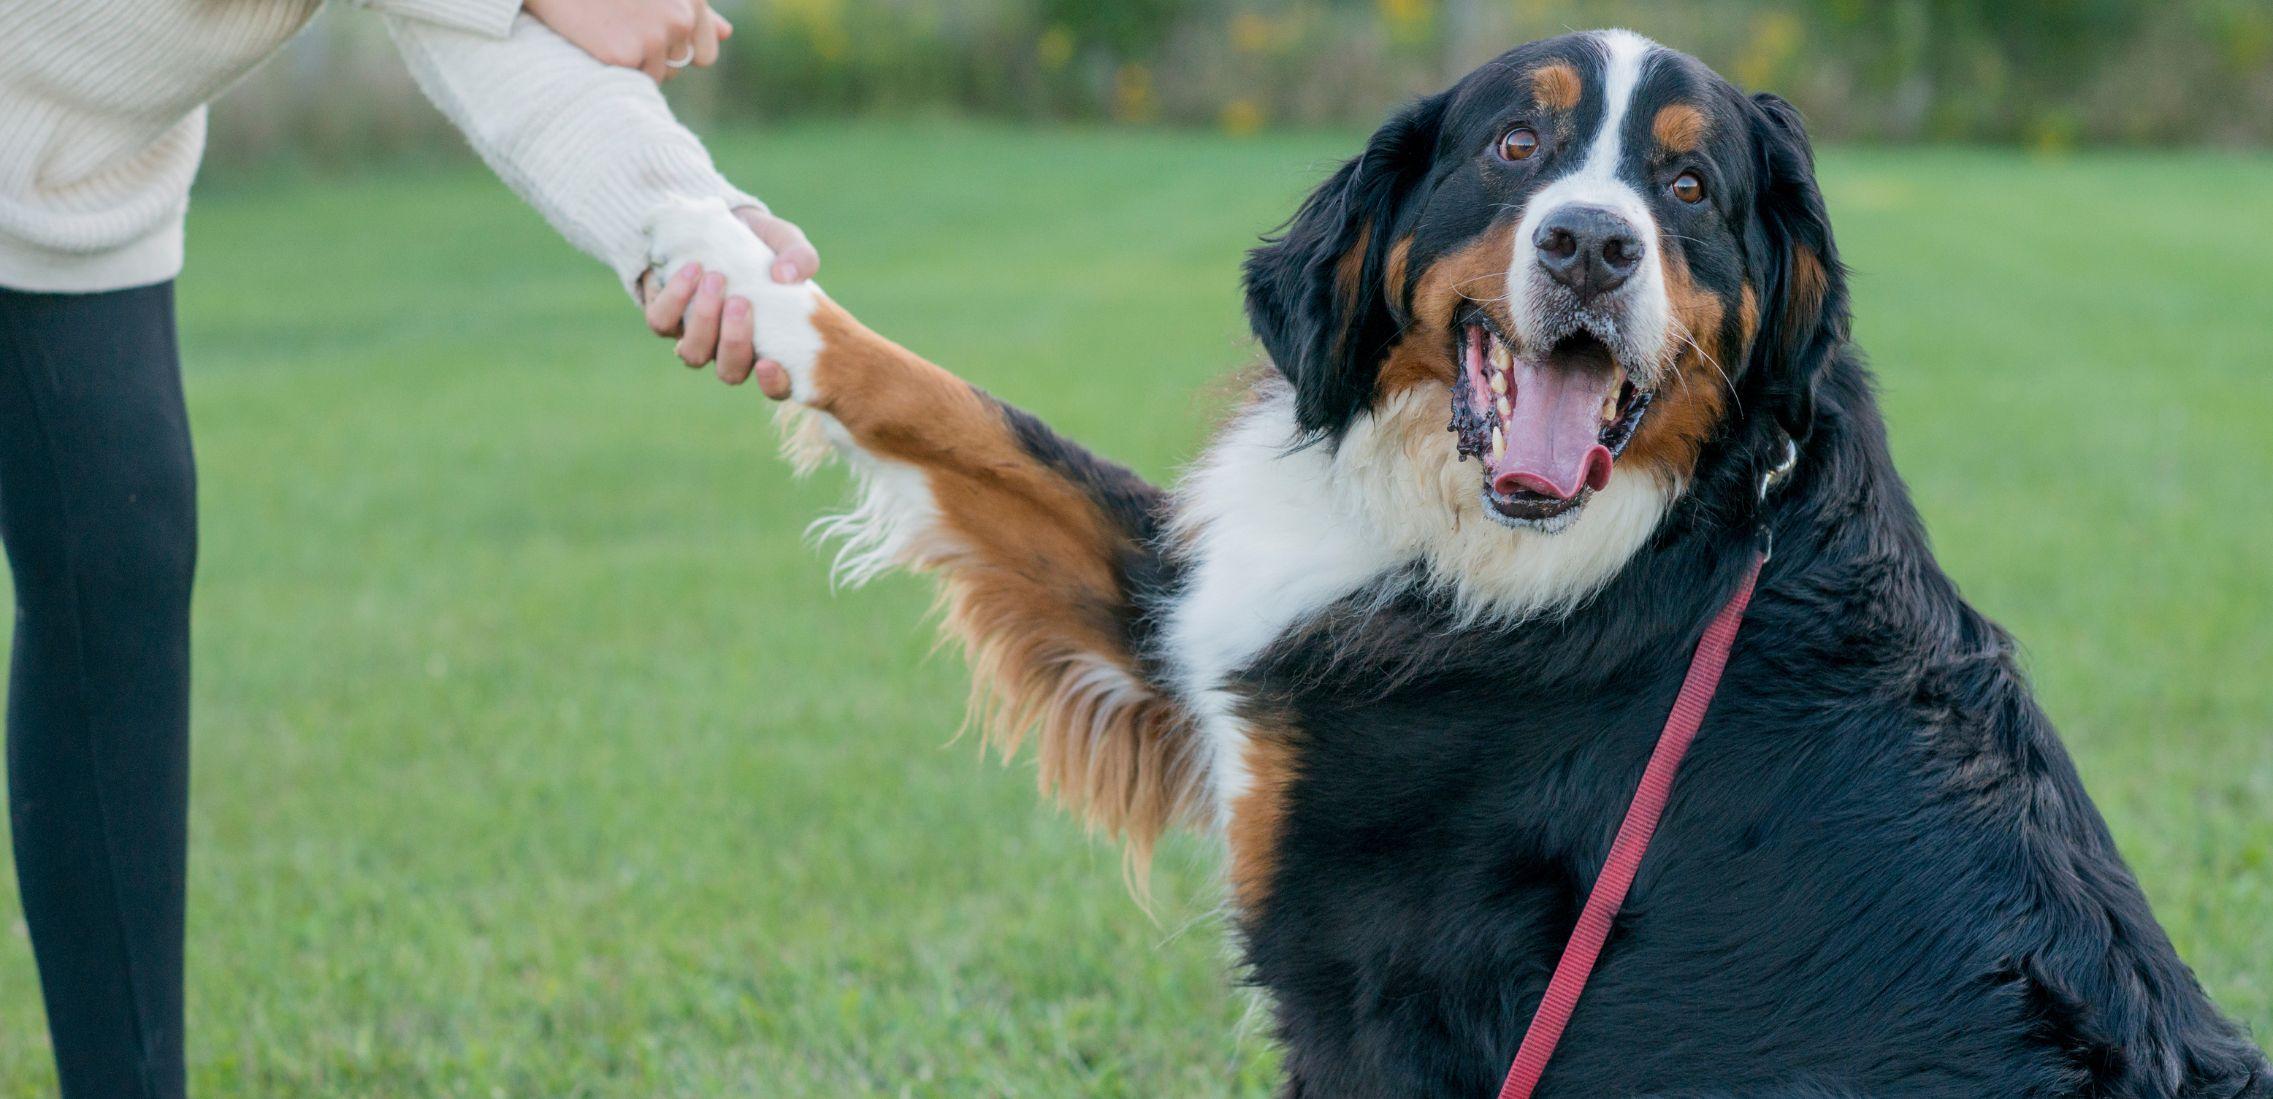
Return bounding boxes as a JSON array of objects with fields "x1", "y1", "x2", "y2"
[
  {"x1": 0, "y1": 221, "x2": 184, "y2": 294},
  {"x1": 359, "y1": 0, "x2": 522, "y2": 38}
]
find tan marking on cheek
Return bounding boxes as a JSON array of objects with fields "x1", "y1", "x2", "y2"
[
  {"x1": 1376, "y1": 332, "x2": 1456, "y2": 393},
  {"x1": 1532, "y1": 62, "x2": 1581, "y2": 112},
  {"x1": 1373, "y1": 223, "x2": 1516, "y2": 395},
  {"x1": 1384, "y1": 235, "x2": 1414, "y2": 302},
  {"x1": 1227, "y1": 726, "x2": 1299, "y2": 911},
  {"x1": 1621, "y1": 247, "x2": 1728, "y2": 477},
  {"x1": 1408, "y1": 223, "x2": 1517, "y2": 332},
  {"x1": 1652, "y1": 103, "x2": 1708, "y2": 154}
]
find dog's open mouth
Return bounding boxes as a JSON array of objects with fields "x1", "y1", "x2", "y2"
[{"x1": 1449, "y1": 316, "x2": 1652, "y2": 531}]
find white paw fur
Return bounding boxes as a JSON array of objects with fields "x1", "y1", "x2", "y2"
[{"x1": 644, "y1": 197, "x2": 827, "y2": 403}]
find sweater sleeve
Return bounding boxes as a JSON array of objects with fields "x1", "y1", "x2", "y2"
[
  {"x1": 377, "y1": 10, "x2": 767, "y2": 296},
  {"x1": 355, "y1": 0, "x2": 521, "y2": 39}
]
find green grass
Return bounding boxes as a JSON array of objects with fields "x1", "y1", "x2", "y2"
[{"x1": 2, "y1": 122, "x2": 2269, "y2": 1095}]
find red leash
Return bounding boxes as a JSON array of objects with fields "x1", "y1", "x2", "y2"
[{"x1": 1497, "y1": 551, "x2": 1765, "y2": 1099}]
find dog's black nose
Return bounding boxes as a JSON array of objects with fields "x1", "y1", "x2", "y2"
[{"x1": 1533, "y1": 204, "x2": 1643, "y2": 299}]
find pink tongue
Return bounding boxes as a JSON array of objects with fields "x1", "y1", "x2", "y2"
[{"x1": 1491, "y1": 358, "x2": 1618, "y2": 500}]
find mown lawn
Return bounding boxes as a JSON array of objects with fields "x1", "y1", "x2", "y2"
[{"x1": 2, "y1": 122, "x2": 2269, "y2": 1096}]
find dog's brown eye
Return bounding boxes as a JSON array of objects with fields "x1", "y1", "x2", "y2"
[
  {"x1": 1671, "y1": 172, "x2": 1706, "y2": 203},
  {"x1": 1497, "y1": 127, "x2": 1540, "y2": 162}
]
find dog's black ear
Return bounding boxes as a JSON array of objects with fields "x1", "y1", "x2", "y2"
[
  {"x1": 1746, "y1": 92, "x2": 1848, "y2": 445},
  {"x1": 1244, "y1": 93, "x2": 1446, "y2": 439}
]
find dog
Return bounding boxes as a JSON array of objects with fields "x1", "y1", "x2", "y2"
[{"x1": 647, "y1": 29, "x2": 2271, "y2": 1097}]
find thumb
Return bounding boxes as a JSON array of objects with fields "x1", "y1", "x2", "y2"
[{"x1": 735, "y1": 208, "x2": 821, "y2": 283}]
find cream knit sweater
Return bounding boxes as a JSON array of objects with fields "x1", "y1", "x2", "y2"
[{"x1": 0, "y1": 0, "x2": 763, "y2": 294}]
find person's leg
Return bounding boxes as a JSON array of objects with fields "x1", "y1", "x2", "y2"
[{"x1": 0, "y1": 282, "x2": 194, "y2": 1099}]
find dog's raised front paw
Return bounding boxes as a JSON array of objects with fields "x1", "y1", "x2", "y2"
[{"x1": 644, "y1": 196, "x2": 826, "y2": 403}]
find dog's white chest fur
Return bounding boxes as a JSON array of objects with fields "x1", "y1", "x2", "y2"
[
  {"x1": 1163, "y1": 393, "x2": 1408, "y2": 822},
  {"x1": 1161, "y1": 384, "x2": 1675, "y2": 825}
]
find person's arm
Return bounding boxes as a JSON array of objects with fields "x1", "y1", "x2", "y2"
[
  {"x1": 361, "y1": 1, "x2": 814, "y2": 380},
  {"x1": 354, "y1": 0, "x2": 521, "y2": 38}
]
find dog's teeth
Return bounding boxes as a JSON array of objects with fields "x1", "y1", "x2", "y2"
[
  {"x1": 1488, "y1": 369, "x2": 1507, "y2": 395},
  {"x1": 1600, "y1": 391, "x2": 1619, "y2": 424},
  {"x1": 1490, "y1": 425, "x2": 1504, "y2": 462},
  {"x1": 1496, "y1": 394, "x2": 1512, "y2": 421},
  {"x1": 1489, "y1": 341, "x2": 1511, "y2": 370}
]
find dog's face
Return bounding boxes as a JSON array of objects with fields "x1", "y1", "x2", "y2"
[{"x1": 1247, "y1": 30, "x2": 1844, "y2": 534}]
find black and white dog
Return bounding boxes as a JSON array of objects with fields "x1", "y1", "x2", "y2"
[{"x1": 649, "y1": 29, "x2": 2271, "y2": 1097}]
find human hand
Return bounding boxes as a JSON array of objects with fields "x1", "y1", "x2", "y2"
[
  {"x1": 524, "y1": 0, "x2": 733, "y2": 83},
  {"x1": 641, "y1": 204, "x2": 822, "y2": 392}
]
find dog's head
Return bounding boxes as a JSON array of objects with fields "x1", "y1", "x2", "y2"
[{"x1": 1246, "y1": 30, "x2": 1846, "y2": 534}]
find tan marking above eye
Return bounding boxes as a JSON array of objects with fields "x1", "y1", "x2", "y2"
[
  {"x1": 1652, "y1": 103, "x2": 1708, "y2": 154},
  {"x1": 1497, "y1": 126, "x2": 1540, "y2": 161},
  {"x1": 1531, "y1": 62, "x2": 1581, "y2": 112}
]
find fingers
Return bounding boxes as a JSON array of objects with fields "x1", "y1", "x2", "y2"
[
  {"x1": 753, "y1": 359, "x2": 793, "y2": 401},
  {"x1": 692, "y1": 9, "x2": 723, "y2": 69},
  {"x1": 641, "y1": 0, "x2": 705, "y2": 83},
  {"x1": 656, "y1": 206, "x2": 815, "y2": 387},
  {"x1": 715, "y1": 298, "x2": 756, "y2": 385},
  {"x1": 644, "y1": 264, "x2": 700, "y2": 338},
  {"x1": 675, "y1": 271, "x2": 726, "y2": 367},
  {"x1": 532, "y1": 0, "x2": 726, "y2": 81},
  {"x1": 738, "y1": 209, "x2": 821, "y2": 283}
]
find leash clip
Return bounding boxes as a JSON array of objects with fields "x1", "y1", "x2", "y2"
[
  {"x1": 1758, "y1": 433, "x2": 1798, "y2": 504},
  {"x1": 1755, "y1": 433, "x2": 1798, "y2": 564}
]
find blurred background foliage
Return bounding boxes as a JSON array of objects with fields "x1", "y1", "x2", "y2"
[{"x1": 210, "y1": 0, "x2": 2272, "y2": 170}]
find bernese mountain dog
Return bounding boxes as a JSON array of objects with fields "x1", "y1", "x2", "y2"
[{"x1": 648, "y1": 29, "x2": 2271, "y2": 1097}]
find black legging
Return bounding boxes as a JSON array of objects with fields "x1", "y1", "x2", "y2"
[{"x1": 1, "y1": 282, "x2": 193, "y2": 1099}]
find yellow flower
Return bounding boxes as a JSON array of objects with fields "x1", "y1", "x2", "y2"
[
  {"x1": 1378, "y1": 0, "x2": 1430, "y2": 30},
  {"x1": 1114, "y1": 64, "x2": 1156, "y2": 124},
  {"x1": 1220, "y1": 98, "x2": 1266, "y2": 137},
  {"x1": 1734, "y1": 11, "x2": 1803, "y2": 90},
  {"x1": 1230, "y1": 12, "x2": 1275, "y2": 55},
  {"x1": 775, "y1": 0, "x2": 849, "y2": 63},
  {"x1": 1037, "y1": 26, "x2": 1075, "y2": 71}
]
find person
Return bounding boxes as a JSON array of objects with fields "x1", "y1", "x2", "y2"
[{"x1": 0, "y1": 1, "x2": 809, "y2": 1094}]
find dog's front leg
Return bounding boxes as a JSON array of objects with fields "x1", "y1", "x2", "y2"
[{"x1": 646, "y1": 200, "x2": 1207, "y2": 866}]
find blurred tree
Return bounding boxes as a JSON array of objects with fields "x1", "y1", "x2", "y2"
[
  {"x1": 1031, "y1": 0, "x2": 1199, "y2": 58},
  {"x1": 200, "y1": 0, "x2": 2270, "y2": 169},
  {"x1": 1813, "y1": 0, "x2": 2145, "y2": 139}
]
